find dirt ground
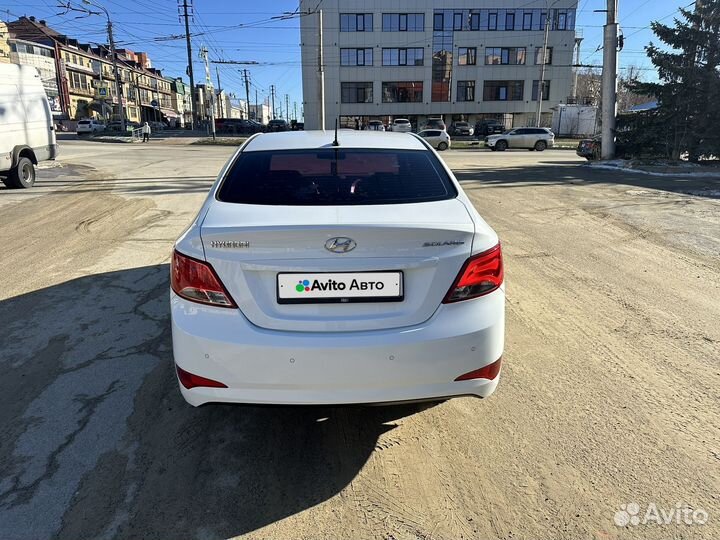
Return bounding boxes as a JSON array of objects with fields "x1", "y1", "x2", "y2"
[{"x1": 0, "y1": 142, "x2": 718, "y2": 540}]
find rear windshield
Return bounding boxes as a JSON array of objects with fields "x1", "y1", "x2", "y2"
[{"x1": 217, "y1": 149, "x2": 457, "y2": 206}]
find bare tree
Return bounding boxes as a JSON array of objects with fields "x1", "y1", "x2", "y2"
[
  {"x1": 617, "y1": 65, "x2": 650, "y2": 112},
  {"x1": 575, "y1": 68, "x2": 602, "y2": 106}
]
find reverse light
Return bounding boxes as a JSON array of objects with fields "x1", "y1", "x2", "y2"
[
  {"x1": 455, "y1": 357, "x2": 502, "y2": 381},
  {"x1": 443, "y1": 243, "x2": 503, "y2": 303},
  {"x1": 176, "y1": 365, "x2": 228, "y2": 389},
  {"x1": 171, "y1": 250, "x2": 237, "y2": 307}
]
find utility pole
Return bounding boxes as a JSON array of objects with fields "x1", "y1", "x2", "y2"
[
  {"x1": 572, "y1": 35, "x2": 584, "y2": 102},
  {"x1": 318, "y1": 9, "x2": 325, "y2": 130},
  {"x1": 83, "y1": 0, "x2": 126, "y2": 131},
  {"x1": 270, "y1": 84, "x2": 276, "y2": 119},
  {"x1": 535, "y1": 8, "x2": 551, "y2": 127},
  {"x1": 179, "y1": 0, "x2": 196, "y2": 130},
  {"x1": 199, "y1": 45, "x2": 216, "y2": 140},
  {"x1": 285, "y1": 94, "x2": 289, "y2": 121},
  {"x1": 293, "y1": 101, "x2": 297, "y2": 121},
  {"x1": 254, "y1": 88, "x2": 259, "y2": 122},
  {"x1": 242, "y1": 69, "x2": 251, "y2": 120},
  {"x1": 215, "y1": 66, "x2": 223, "y2": 118},
  {"x1": 601, "y1": 0, "x2": 618, "y2": 159}
]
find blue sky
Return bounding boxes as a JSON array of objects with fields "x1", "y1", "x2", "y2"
[{"x1": 2, "y1": 1, "x2": 692, "y2": 118}]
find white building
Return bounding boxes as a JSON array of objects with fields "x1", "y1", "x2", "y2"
[
  {"x1": 300, "y1": 0, "x2": 579, "y2": 130},
  {"x1": 249, "y1": 103, "x2": 271, "y2": 124}
]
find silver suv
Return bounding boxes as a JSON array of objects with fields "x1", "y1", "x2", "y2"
[{"x1": 485, "y1": 127, "x2": 554, "y2": 151}]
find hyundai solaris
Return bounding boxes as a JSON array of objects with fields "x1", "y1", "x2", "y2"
[{"x1": 171, "y1": 130, "x2": 505, "y2": 406}]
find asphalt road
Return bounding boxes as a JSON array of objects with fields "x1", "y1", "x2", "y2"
[{"x1": 1, "y1": 140, "x2": 719, "y2": 540}]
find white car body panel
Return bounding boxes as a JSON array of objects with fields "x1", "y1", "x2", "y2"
[
  {"x1": 171, "y1": 130, "x2": 504, "y2": 406},
  {"x1": 0, "y1": 64, "x2": 57, "y2": 174}
]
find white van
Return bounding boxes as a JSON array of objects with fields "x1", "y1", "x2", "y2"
[{"x1": 0, "y1": 64, "x2": 58, "y2": 188}]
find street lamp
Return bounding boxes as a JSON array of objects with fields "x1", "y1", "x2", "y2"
[
  {"x1": 535, "y1": 0, "x2": 563, "y2": 127},
  {"x1": 82, "y1": 0, "x2": 126, "y2": 132}
]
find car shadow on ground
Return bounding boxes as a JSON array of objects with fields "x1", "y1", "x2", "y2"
[
  {"x1": 0, "y1": 264, "x2": 431, "y2": 540},
  {"x1": 452, "y1": 163, "x2": 720, "y2": 198}
]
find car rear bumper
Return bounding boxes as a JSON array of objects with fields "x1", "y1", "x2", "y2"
[{"x1": 171, "y1": 287, "x2": 505, "y2": 406}]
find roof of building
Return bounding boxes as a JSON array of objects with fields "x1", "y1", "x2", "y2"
[{"x1": 243, "y1": 130, "x2": 427, "y2": 152}]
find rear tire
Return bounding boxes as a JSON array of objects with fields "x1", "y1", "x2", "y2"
[
  {"x1": 495, "y1": 140, "x2": 508, "y2": 151},
  {"x1": 6, "y1": 157, "x2": 35, "y2": 188},
  {"x1": 437, "y1": 142, "x2": 448, "y2": 151},
  {"x1": 534, "y1": 140, "x2": 547, "y2": 151}
]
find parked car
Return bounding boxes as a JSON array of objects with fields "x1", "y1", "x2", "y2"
[
  {"x1": 418, "y1": 129, "x2": 451, "y2": 151},
  {"x1": 267, "y1": 119, "x2": 289, "y2": 132},
  {"x1": 76, "y1": 119, "x2": 106, "y2": 135},
  {"x1": 0, "y1": 64, "x2": 57, "y2": 188},
  {"x1": 576, "y1": 138, "x2": 601, "y2": 160},
  {"x1": 475, "y1": 120, "x2": 505, "y2": 138},
  {"x1": 391, "y1": 118, "x2": 412, "y2": 133},
  {"x1": 170, "y1": 130, "x2": 505, "y2": 406},
  {"x1": 106, "y1": 121, "x2": 135, "y2": 132},
  {"x1": 449, "y1": 121, "x2": 473, "y2": 137},
  {"x1": 424, "y1": 118, "x2": 446, "y2": 131},
  {"x1": 218, "y1": 118, "x2": 263, "y2": 134},
  {"x1": 148, "y1": 121, "x2": 166, "y2": 131},
  {"x1": 485, "y1": 127, "x2": 555, "y2": 151},
  {"x1": 366, "y1": 120, "x2": 385, "y2": 131}
]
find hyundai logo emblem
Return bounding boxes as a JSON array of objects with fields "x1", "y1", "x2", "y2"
[{"x1": 325, "y1": 237, "x2": 357, "y2": 253}]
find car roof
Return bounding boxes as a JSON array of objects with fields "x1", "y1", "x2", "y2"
[{"x1": 243, "y1": 130, "x2": 427, "y2": 152}]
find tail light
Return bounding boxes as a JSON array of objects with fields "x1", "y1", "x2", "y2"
[
  {"x1": 176, "y1": 365, "x2": 228, "y2": 389},
  {"x1": 171, "y1": 250, "x2": 236, "y2": 307},
  {"x1": 443, "y1": 243, "x2": 503, "y2": 303},
  {"x1": 454, "y1": 357, "x2": 502, "y2": 381}
]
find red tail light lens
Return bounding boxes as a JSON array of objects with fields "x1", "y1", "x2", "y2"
[
  {"x1": 171, "y1": 250, "x2": 236, "y2": 307},
  {"x1": 176, "y1": 365, "x2": 228, "y2": 389},
  {"x1": 455, "y1": 357, "x2": 502, "y2": 381},
  {"x1": 443, "y1": 244, "x2": 503, "y2": 303}
]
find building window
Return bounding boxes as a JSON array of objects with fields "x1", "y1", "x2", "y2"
[
  {"x1": 505, "y1": 12, "x2": 515, "y2": 30},
  {"x1": 483, "y1": 80, "x2": 524, "y2": 101},
  {"x1": 535, "y1": 47, "x2": 553, "y2": 65},
  {"x1": 433, "y1": 13, "x2": 444, "y2": 31},
  {"x1": 523, "y1": 12, "x2": 533, "y2": 30},
  {"x1": 340, "y1": 13, "x2": 373, "y2": 32},
  {"x1": 556, "y1": 10, "x2": 568, "y2": 30},
  {"x1": 382, "y1": 48, "x2": 424, "y2": 66},
  {"x1": 381, "y1": 81, "x2": 423, "y2": 103},
  {"x1": 382, "y1": 13, "x2": 424, "y2": 31},
  {"x1": 458, "y1": 47, "x2": 476, "y2": 66},
  {"x1": 341, "y1": 48, "x2": 373, "y2": 66},
  {"x1": 457, "y1": 80, "x2": 475, "y2": 102},
  {"x1": 453, "y1": 12, "x2": 463, "y2": 31},
  {"x1": 341, "y1": 82, "x2": 373, "y2": 103},
  {"x1": 485, "y1": 47, "x2": 526, "y2": 65},
  {"x1": 488, "y1": 12, "x2": 498, "y2": 31},
  {"x1": 469, "y1": 12, "x2": 480, "y2": 30},
  {"x1": 532, "y1": 80, "x2": 551, "y2": 101}
]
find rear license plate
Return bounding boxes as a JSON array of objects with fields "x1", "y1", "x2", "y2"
[{"x1": 277, "y1": 272, "x2": 403, "y2": 304}]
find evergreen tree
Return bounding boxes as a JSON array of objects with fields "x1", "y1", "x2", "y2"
[{"x1": 630, "y1": 1, "x2": 720, "y2": 161}]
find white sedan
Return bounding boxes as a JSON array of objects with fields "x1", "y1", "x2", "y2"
[
  {"x1": 418, "y1": 129, "x2": 451, "y2": 151},
  {"x1": 171, "y1": 130, "x2": 505, "y2": 406}
]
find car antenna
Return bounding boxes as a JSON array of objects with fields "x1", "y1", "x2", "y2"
[{"x1": 332, "y1": 118, "x2": 340, "y2": 146}]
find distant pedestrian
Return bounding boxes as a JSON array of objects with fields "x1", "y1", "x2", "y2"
[
  {"x1": 142, "y1": 121, "x2": 151, "y2": 142},
  {"x1": 354, "y1": 118, "x2": 359, "y2": 130}
]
